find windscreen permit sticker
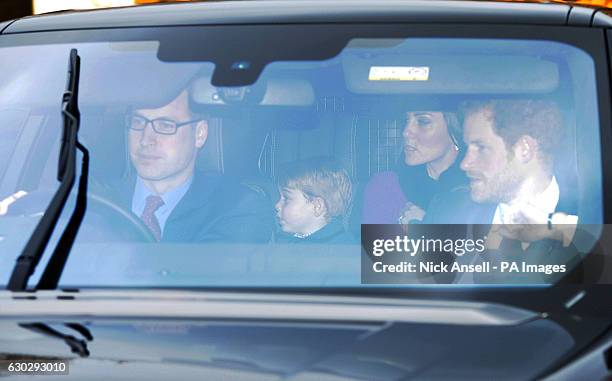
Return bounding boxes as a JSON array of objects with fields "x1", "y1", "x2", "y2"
[{"x1": 368, "y1": 66, "x2": 430, "y2": 81}]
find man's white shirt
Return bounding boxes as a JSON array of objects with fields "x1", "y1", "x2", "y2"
[
  {"x1": 491, "y1": 176, "x2": 578, "y2": 248},
  {"x1": 492, "y1": 176, "x2": 560, "y2": 225}
]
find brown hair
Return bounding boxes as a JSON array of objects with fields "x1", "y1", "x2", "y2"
[
  {"x1": 460, "y1": 99, "x2": 563, "y2": 165},
  {"x1": 442, "y1": 112, "x2": 461, "y2": 147},
  {"x1": 279, "y1": 159, "x2": 353, "y2": 220}
]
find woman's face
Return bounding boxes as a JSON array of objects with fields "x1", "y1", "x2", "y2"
[{"x1": 402, "y1": 111, "x2": 454, "y2": 166}]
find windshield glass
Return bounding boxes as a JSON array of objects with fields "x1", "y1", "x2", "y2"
[{"x1": 0, "y1": 26, "x2": 605, "y2": 288}]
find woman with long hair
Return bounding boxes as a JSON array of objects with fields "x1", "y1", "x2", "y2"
[{"x1": 362, "y1": 109, "x2": 465, "y2": 224}]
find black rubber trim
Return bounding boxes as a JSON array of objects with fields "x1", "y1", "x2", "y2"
[{"x1": 0, "y1": 18, "x2": 20, "y2": 35}]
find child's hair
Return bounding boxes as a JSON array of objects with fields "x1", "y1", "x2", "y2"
[{"x1": 278, "y1": 158, "x2": 353, "y2": 221}]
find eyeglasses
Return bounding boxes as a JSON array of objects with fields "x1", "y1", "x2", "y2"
[{"x1": 126, "y1": 114, "x2": 202, "y2": 135}]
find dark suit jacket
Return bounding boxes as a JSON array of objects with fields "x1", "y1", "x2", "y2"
[
  {"x1": 275, "y1": 218, "x2": 356, "y2": 244},
  {"x1": 98, "y1": 172, "x2": 274, "y2": 243},
  {"x1": 422, "y1": 182, "x2": 599, "y2": 284},
  {"x1": 424, "y1": 178, "x2": 577, "y2": 225}
]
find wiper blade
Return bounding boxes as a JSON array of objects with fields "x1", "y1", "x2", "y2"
[
  {"x1": 19, "y1": 323, "x2": 92, "y2": 358},
  {"x1": 7, "y1": 49, "x2": 89, "y2": 291}
]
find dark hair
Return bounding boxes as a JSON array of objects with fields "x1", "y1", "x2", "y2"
[
  {"x1": 441, "y1": 112, "x2": 461, "y2": 148},
  {"x1": 460, "y1": 99, "x2": 563, "y2": 165},
  {"x1": 402, "y1": 108, "x2": 462, "y2": 149}
]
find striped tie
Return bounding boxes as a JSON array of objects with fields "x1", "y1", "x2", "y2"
[{"x1": 141, "y1": 195, "x2": 164, "y2": 241}]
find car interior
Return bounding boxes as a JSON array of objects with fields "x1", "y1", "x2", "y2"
[
  {"x1": 0, "y1": 4, "x2": 611, "y2": 380},
  {"x1": 0, "y1": 36, "x2": 604, "y2": 247}
]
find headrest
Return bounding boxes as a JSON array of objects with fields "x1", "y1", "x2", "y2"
[{"x1": 196, "y1": 118, "x2": 224, "y2": 173}]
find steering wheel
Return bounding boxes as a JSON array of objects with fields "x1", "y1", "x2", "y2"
[
  {"x1": 83, "y1": 192, "x2": 156, "y2": 243},
  {"x1": 7, "y1": 189, "x2": 156, "y2": 243}
]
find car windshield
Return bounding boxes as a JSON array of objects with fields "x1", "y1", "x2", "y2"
[{"x1": 0, "y1": 25, "x2": 605, "y2": 289}]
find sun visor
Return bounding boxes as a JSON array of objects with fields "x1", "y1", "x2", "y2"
[
  {"x1": 0, "y1": 42, "x2": 208, "y2": 108},
  {"x1": 79, "y1": 56, "x2": 208, "y2": 108},
  {"x1": 342, "y1": 54, "x2": 559, "y2": 94}
]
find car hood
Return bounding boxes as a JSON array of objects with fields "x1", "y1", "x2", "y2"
[{"x1": 0, "y1": 290, "x2": 574, "y2": 380}]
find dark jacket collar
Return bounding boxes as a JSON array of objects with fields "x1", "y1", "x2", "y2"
[
  {"x1": 276, "y1": 218, "x2": 352, "y2": 244},
  {"x1": 307, "y1": 218, "x2": 349, "y2": 243},
  {"x1": 166, "y1": 172, "x2": 220, "y2": 223}
]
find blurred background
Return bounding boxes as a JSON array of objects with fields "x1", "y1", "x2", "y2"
[{"x1": 0, "y1": 0, "x2": 190, "y2": 22}]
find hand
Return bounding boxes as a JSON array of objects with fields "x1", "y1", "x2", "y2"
[
  {"x1": 485, "y1": 205, "x2": 553, "y2": 250},
  {"x1": 498, "y1": 205, "x2": 558, "y2": 243},
  {"x1": 398, "y1": 202, "x2": 425, "y2": 224},
  {"x1": 491, "y1": 203, "x2": 577, "y2": 247}
]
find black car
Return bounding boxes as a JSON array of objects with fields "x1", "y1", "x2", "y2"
[{"x1": 0, "y1": 1, "x2": 611, "y2": 380}]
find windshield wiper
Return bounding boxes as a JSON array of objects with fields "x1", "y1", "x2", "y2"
[
  {"x1": 19, "y1": 323, "x2": 92, "y2": 358},
  {"x1": 7, "y1": 48, "x2": 89, "y2": 291}
]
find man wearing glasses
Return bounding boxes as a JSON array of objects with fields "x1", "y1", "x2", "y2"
[{"x1": 119, "y1": 89, "x2": 273, "y2": 243}]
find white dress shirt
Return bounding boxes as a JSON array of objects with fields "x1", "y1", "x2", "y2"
[
  {"x1": 490, "y1": 176, "x2": 578, "y2": 248},
  {"x1": 492, "y1": 177, "x2": 560, "y2": 225}
]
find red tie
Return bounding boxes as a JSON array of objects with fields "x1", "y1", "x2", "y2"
[{"x1": 141, "y1": 195, "x2": 164, "y2": 241}]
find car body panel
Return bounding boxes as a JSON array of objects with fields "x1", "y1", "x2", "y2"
[
  {"x1": 0, "y1": 291, "x2": 575, "y2": 381},
  {"x1": 593, "y1": 8, "x2": 612, "y2": 26},
  {"x1": 3, "y1": 1, "x2": 572, "y2": 34},
  {"x1": 0, "y1": 19, "x2": 15, "y2": 34},
  {"x1": 567, "y1": 5, "x2": 596, "y2": 26},
  {"x1": 542, "y1": 329, "x2": 612, "y2": 380},
  {"x1": 1, "y1": 290, "x2": 538, "y2": 325}
]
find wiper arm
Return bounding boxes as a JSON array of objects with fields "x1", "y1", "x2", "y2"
[
  {"x1": 7, "y1": 49, "x2": 89, "y2": 291},
  {"x1": 19, "y1": 323, "x2": 92, "y2": 358}
]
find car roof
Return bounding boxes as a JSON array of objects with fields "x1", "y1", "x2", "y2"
[{"x1": 1, "y1": 0, "x2": 611, "y2": 34}]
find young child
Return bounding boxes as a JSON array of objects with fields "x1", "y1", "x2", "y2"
[{"x1": 274, "y1": 159, "x2": 354, "y2": 244}]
